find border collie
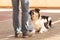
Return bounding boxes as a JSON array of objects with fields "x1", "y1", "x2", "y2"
[{"x1": 27, "y1": 8, "x2": 52, "y2": 33}]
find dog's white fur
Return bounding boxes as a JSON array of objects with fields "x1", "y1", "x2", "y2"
[
  {"x1": 27, "y1": 15, "x2": 48, "y2": 33},
  {"x1": 35, "y1": 18, "x2": 48, "y2": 33}
]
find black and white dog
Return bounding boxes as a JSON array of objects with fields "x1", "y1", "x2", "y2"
[{"x1": 27, "y1": 8, "x2": 52, "y2": 33}]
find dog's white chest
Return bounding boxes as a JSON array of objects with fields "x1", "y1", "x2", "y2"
[{"x1": 32, "y1": 19, "x2": 41, "y2": 30}]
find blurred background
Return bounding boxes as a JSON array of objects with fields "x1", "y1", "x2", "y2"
[{"x1": 0, "y1": 0, "x2": 60, "y2": 9}]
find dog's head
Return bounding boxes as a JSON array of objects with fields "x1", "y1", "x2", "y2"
[{"x1": 29, "y1": 8, "x2": 40, "y2": 21}]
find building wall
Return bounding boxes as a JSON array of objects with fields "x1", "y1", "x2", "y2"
[{"x1": 0, "y1": 0, "x2": 60, "y2": 7}]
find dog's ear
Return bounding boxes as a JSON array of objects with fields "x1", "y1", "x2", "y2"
[
  {"x1": 29, "y1": 10, "x2": 34, "y2": 16},
  {"x1": 35, "y1": 8, "x2": 40, "y2": 13},
  {"x1": 29, "y1": 10, "x2": 34, "y2": 20}
]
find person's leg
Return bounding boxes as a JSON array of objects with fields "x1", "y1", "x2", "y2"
[
  {"x1": 12, "y1": 0, "x2": 21, "y2": 37},
  {"x1": 21, "y1": 0, "x2": 29, "y2": 36}
]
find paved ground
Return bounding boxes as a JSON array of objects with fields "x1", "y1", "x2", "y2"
[{"x1": 0, "y1": 10, "x2": 60, "y2": 40}]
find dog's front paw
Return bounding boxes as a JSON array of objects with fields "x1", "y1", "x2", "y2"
[
  {"x1": 39, "y1": 30, "x2": 44, "y2": 33},
  {"x1": 39, "y1": 28, "x2": 48, "y2": 33},
  {"x1": 30, "y1": 30, "x2": 36, "y2": 34}
]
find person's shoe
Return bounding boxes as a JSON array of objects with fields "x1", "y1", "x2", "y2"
[
  {"x1": 15, "y1": 31, "x2": 22, "y2": 38},
  {"x1": 22, "y1": 31, "x2": 33, "y2": 38}
]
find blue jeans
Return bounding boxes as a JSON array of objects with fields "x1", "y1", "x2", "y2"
[{"x1": 12, "y1": 0, "x2": 29, "y2": 35}]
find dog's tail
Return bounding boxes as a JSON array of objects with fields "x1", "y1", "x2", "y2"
[{"x1": 48, "y1": 17, "x2": 52, "y2": 27}]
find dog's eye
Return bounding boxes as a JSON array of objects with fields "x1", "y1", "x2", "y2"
[
  {"x1": 32, "y1": 12, "x2": 34, "y2": 15},
  {"x1": 31, "y1": 12, "x2": 34, "y2": 16},
  {"x1": 29, "y1": 10, "x2": 34, "y2": 16}
]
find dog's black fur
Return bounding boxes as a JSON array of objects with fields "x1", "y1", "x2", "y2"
[{"x1": 41, "y1": 16, "x2": 52, "y2": 29}]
